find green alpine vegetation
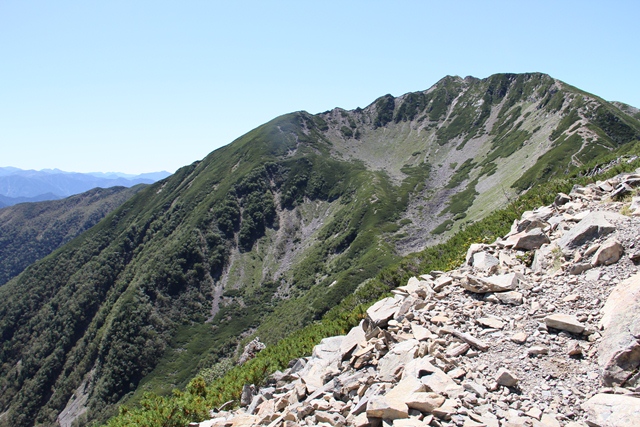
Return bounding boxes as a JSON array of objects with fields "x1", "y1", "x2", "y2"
[
  {"x1": 106, "y1": 146, "x2": 640, "y2": 427},
  {"x1": 0, "y1": 73, "x2": 639, "y2": 427},
  {"x1": 0, "y1": 185, "x2": 145, "y2": 286}
]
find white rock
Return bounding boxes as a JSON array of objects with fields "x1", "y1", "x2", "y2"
[
  {"x1": 544, "y1": 313, "x2": 585, "y2": 334},
  {"x1": 495, "y1": 368, "x2": 519, "y2": 387}
]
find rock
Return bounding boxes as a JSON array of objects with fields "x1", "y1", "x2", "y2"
[
  {"x1": 315, "y1": 411, "x2": 346, "y2": 427},
  {"x1": 440, "y1": 327, "x2": 489, "y2": 352},
  {"x1": 495, "y1": 368, "x2": 519, "y2": 387},
  {"x1": 544, "y1": 313, "x2": 585, "y2": 334},
  {"x1": 591, "y1": 238, "x2": 624, "y2": 266},
  {"x1": 411, "y1": 323, "x2": 433, "y2": 341},
  {"x1": 554, "y1": 193, "x2": 571, "y2": 206},
  {"x1": 583, "y1": 393, "x2": 640, "y2": 427},
  {"x1": 404, "y1": 358, "x2": 463, "y2": 397},
  {"x1": 445, "y1": 342, "x2": 470, "y2": 358},
  {"x1": 525, "y1": 407, "x2": 542, "y2": 420},
  {"x1": 511, "y1": 332, "x2": 528, "y2": 344},
  {"x1": 366, "y1": 297, "x2": 401, "y2": 327},
  {"x1": 339, "y1": 322, "x2": 367, "y2": 360},
  {"x1": 377, "y1": 339, "x2": 418, "y2": 382},
  {"x1": 472, "y1": 252, "x2": 500, "y2": 271},
  {"x1": 567, "y1": 262, "x2": 592, "y2": 275},
  {"x1": 478, "y1": 317, "x2": 505, "y2": 329},
  {"x1": 299, "y1": 336, "x2": 344, "y2": 388},
  {"x1": 527, "y1": 346, "x2": 549, "y2": 356},
  {"x1": 238, "y1": 338, "x2": 266, "y2": 365},
  {"x1": 240, "y1": 384, "x2": 254, "y2": 407},
  {"x1": 494, "y1": 291, "x2": 523, "y2": 305},
  {"x1": 431, "y1": 398, "x2": 457, "y2": 420},
  {"x1": 463, "y1": 273, "x2": 520, "y2": 293},
  {"x1": 463, "y1": 381, "x2": 487, "y2": 398},
  {"x1": 366, "y1": 395, "x2": 409, "y2": 420},
  {"x1": 567, "y1": 342, "x2": 584, "y2": 357},
  {"x1": 535, "y1": 414, "x2": 561, "y2": 427},
  {"x1": 433, "y1": 275, "x2": 453, "y2": 291},
  {"x1": 405, "y1": 392, "x2": 445, "y2": 413},
  {"x1": 510, "y1": 228, "x2": 550, "y2": 251},
  {"x1": 557, "y1": 211, "x2": 618, "y2": 249},
  {"x1": 466, "y1": 243, "x2": 488, "y2": 265},
  {"x1": 599, "y1": 273, "x2": 640, "y2": 387}
]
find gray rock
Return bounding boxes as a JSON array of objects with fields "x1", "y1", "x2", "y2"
[
  {"x1": 557, "y1": 211, "x2": 617, "y2": 249},
  {"x1": 299, "y1": 336, "x2": 345, "y2": 389},
  {"x1": 583, "y1": 393, "x2": 640, "y2": 427},
  {"x1": 405, "y1": 392, "x2": 446, "y2": 413},
  {"x1": 463, "y1": 273, "x2": 521, "y2": 293},
  {"x1": 554, "y1": 193, "x2": 571, "y2": 206},
  {"x1": 241, "y1": 384, "x2": 254, "y2": 407},
  {"x1": 544, "y1": 314, "x2": 585, "y2": 334},
  {"x1": 247, "y1": 394, "x2": 265, "y2": 415},
  {"x1": 599, "y1": 273, "x2": 640, "y2": 387},
  {"x1": 315, "y1": 411, "x2": 346, "y2": 427},
  {"x1": 567, "y1": 262, "x2": 592, "y2": 275},
  {"x1": 339, "y1": 322, "x2": 367, "y2": 360},
  {"x1": 495, "y1": 368, "x2": 519, "y2": 387},
  {"x1": 477, "y1": 317, "x2": 505, "y2": 329},
  {"x1": 510, "y1": 228, "x2": 550, "y2": 251},
  {"x1": 472, "y1": 251, "x2": 500, "y2": 271},
  {"x1": 377, "y1": 339, "x2": 418, "y2": 382},
  {"x1": 403, "y1": 358, "x2": 463, "y2": 397},
  {"x1": 465, "y1": 243, "x2": 488, "y2": 265},
  {"x1": 463, "y1": 381, "x2": 488, "y2": 398},
  {"x1": 366, "y1": 395, "x2": 408, "y2": 420},
  {"x1": 366, "y1": 297, "x2": 401, "y2": 327},
  {"x1": 494, "y1": 291, "x2": 524, "y2": 305},
  {"x1": 591, "y1": 238, "x2": 624, "y2": 266}
]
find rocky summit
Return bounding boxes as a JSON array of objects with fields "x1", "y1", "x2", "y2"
[{"x1": 191, "y1": 168, "x2": 640, "y2": 426}]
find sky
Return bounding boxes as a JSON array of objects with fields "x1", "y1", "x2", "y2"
[{"x1": 1, "y1": 1, "x2": 639, "y2": 174}]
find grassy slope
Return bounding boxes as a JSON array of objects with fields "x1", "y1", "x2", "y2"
[{"x1": 105, "y1": 142, "x2": 640, "y2": 427}]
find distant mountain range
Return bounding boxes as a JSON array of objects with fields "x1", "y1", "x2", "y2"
[{"x1": 0, "y1": 167, "x2": 171, "y2": 206}]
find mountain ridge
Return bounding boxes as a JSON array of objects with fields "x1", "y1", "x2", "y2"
[
  {"x1": 0, "y1": 72, "x2": 639, "y2": 427},
  {"x1": 0, "y1": 185, "x2": 146, "y2": 286}
]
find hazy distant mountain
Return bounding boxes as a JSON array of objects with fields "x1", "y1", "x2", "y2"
[
  {"x1": 0, "y1": 193, "x2": 63, "y2": 206},
  {"x1": 0, "y1": 168, "x2": 171, "y2": 205}
]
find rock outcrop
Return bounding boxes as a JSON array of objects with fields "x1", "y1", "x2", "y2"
[{"x1": 193, "y1": 170, "x2": 640, "y2": 426}]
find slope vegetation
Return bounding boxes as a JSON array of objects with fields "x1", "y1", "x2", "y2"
[{"x1": 0, "y1": 186, "x2": 145, "y2": 286}]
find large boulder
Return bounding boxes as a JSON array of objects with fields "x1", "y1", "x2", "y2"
[
  {"x1": 599, "y1": 273, "x2": 640, "y2": 387},
  {"x1": 582, "y1": 394, "x2": 640, "y2": 427},
  {"x1": 299, "y1": 336, "x2": 345, "y2": 389},
  {"x1": 508, "y1": 228, "x2": 550, "y2": 251},
  {"x1": 377, "y1": 339, "x2": 419, "y2": 382},
  {"x1": 557, "y1": 211, "x2": 619, "y2": 250},
  {"x1": 366, "y1": 297, "x2": 401, "y2": 327},
  {"x1": 472, "y1": 251, "x2": 500, "y2": 271}
]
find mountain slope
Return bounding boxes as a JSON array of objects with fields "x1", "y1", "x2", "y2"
[
  {"x1": 0, "y1": 73, "x2": 638, "y2": 427},
  {"x1": 0, "y1": 185, "x2": 146, "y2": 286}
]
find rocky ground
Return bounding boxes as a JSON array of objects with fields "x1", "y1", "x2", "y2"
[{"x1": 192, "y1": 170, "x2": 640, "y2": 427}]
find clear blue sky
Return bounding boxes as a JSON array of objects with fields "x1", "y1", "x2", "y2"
[{"x1": 1, "y1": 1, "x2": 638, "y2": 174}]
